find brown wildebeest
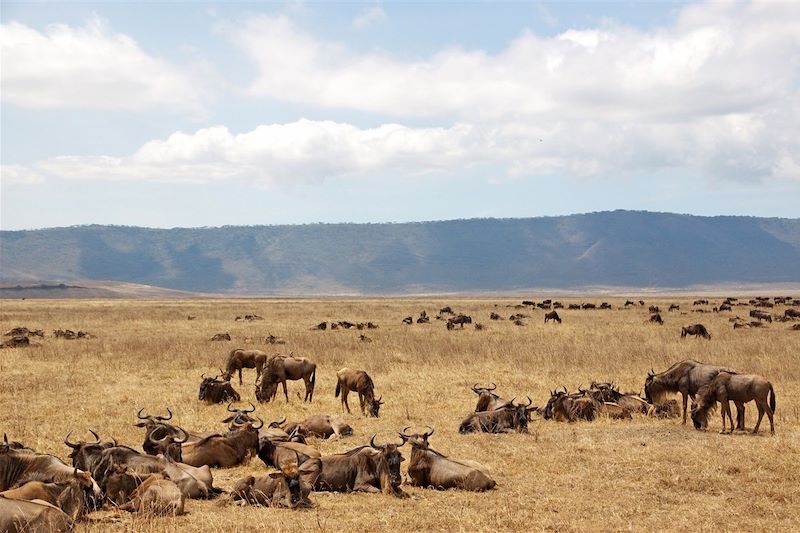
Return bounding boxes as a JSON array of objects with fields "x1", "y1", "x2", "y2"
[
  {"x1": 180, "y1": 421, "x2": 262, "y2": 468},
  {"x1": 750, "y1": 310, "x2": 772, "y2": 323},
  {"x1": 544, "y1": 311, "x2": 561, "y2": 323},
  {"x1": 118, "y1": 472, "x2": 185, "y2": 516},
  {"x1": 199, "y1": 373, "x2": 241, "y2": 404},
  {"x1": 0, "y1": 335, "x2": 32, "y2": 348},
  {"x1": 224, "y1": 349, "x2": 267, "y2": 385},
  {"x1": 399, "y1": 427, "x2": 496, "y2": 492},
  {"x1": 647, "y1": 399, "x2": 681, "y2": 419},
  {"x1": 568, "y1": 304, "x2": 580, "y2": 310},
  {"x1": 305, "y1": 436, "x2": 406, "y2": 497},
  {"x1": 681, "y1": 324, "x2": 711, "y2": 339},
  {"x1": 0, "y1": 498, "x2": 74, "y2": 533},
  {"x1": 669, "y1": 304, "x2": 680, "y2": 312},
  {"x1": 581, "y1": 303, "x2": 596, "y2": 309},
  {"x1": 0, "y1": 469, "x2": 93, "y2": 522},
  {"x1": 256, "y1": 355, "x2": 317, "y2": 403},
  {"x1": 447, "y1": 315, "x2": 472, "y2": 329},
  {"x1": 489, "y1": 312, "x2": 501, "y2": 320},
  {"x1": 311, "y1": 322, "x2": 327, "y2": 330},
  {"x1": 231, "y1": 461, "x2": 313, "y2": 508},
  {"x1": 471, "y1": 383, "x2": 512, "y2": 412},
  {"x1": 335, "y1": 368, "x2": 383, "y2": 417},
  {"x1": 691, "y1": 372, "x2": 775, "y2": 434},
  {"x1": 542, "y1": 389, "x2": 599, "y2": 422},
  {"x1": 648, "y1": 305, "x2": 660, "y2": 314},
  {"x1": 458, "y1": 398, "x2": 534, "y2": 433},
  {"x1": 693, "y1": 299, "x2": 709, "y2": 305},
  {"x1": 644, "y1": 359, "x2": 741, "y2": 426},
  {"x1": 0, "y1": 446, "x2": 102, "y2": 502},
  {"x1": 785, "y1": 309, "x2": 800, "y2": 319},
  {"x1": 649, "y1": 313, "x2": 663, "y2": 325},
  {"x1": 210, "y1": 333, "x2": 231, "y2": 341},
  {"x1": 256, "y1": 436, "x2": 321, "y2": 471},
  {"x1": 284, "y1": 415, "x2": 353, "y2": 439}
]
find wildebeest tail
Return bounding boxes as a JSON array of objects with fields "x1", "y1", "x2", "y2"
[
  {"x1": 769, "y1": 384, "x2": 776, "y2": 413},
  {"x1": 335, "y1": 380, "x2": 341, "y2": 397},
  {"x1": 310, "y1": 366, "x2": 316, "y2": 387}
]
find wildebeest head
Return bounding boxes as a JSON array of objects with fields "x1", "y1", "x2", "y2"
[
  {"x1": 63, "y1": 430, "x2": 114, "y2": 471},
  {"x1": 509, "y1": 397, "x2": 534, "y2": 431},
  {"x1": 370, "y1": 435, "x2": 405, "y2": 489},
  {"x1": 134, "y1": 408, "x2": 173, "y2": 429},
  {"x1": 543, "y1": 388, "x2": 568, "y2": 420},
  {"x1": 146, "y1": 426, "x2": 188, "y2": 462},
  {"x1": 2, "y1": 433, "x2": 34, "y2": 453},
  {"x1": 398, "y1": 426, "x2": 435, "y2": 449},
  {"x1": 222, "y1": 402, "x2": 257, "y2": 429},
  {"x1": 369, "y1": 396, "x2": 384, "y2": 417}
]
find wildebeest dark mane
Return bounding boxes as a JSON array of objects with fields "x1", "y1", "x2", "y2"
[
  {"x1": 339, "y1": 445, "x2": 371, "y2": 457},
  {"x1": 691, "y1": 382, "x2": 718, "y2": 428}
]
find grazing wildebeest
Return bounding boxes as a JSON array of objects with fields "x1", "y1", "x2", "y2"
[
  {"x1": 691, "y1": 372, "x2": 775, "y2": 435},
  {"x1": 669, "y1": 304, "x2": 680, "y2": 312},
  {"x1": 256, "y1": 355, "x2": 317, "y2": 403},
  {"x1": 568, "y1": 304, "x2": 581, "y2": 310},
  {"x1": 439, "y1": 306, "x2": 453, "y2": 315},
  {"x1": 0, "y1": 498, "x2": 74, "y2": 533},
  {"x1": 648, "y1": 305, "x2": 660, "y2": 314},
  {"x1": 180, "y1": 421, "x2": 262, "y2": 468},
  {"x1": 118, "y1": 473, "x2": 185, "y2": 516},
  {"x1": 335, "y1": 368, "x2": 383, "y2": 417},
  {"x1": 649, "y1": 313, "x2": 663, "y2": 325},
  {"x1": 693, "y1": 299, "x2": 709, "y2": 305},
  {"x1": 458, "y1": 398, "x2": 534, "y2": 433},
  {"x1": 644, "y1": 360, "x2": 740, "y2": 425},
  {"x1": 447, "y1": 315, "x2": 472, "y2": 329},
  {"x1": 489, "y1": 312, "x2": 501, "y2": 320},
  {"x1": 0, "y1": 469, "x2": 94, "y2": 522},
  {"x1": 199, "y1": 373, "x2": 241, "y2": 404},
  {"x1": 223, "y1": 349, "x2": 267, "y2": 385},
  {"x1": 581, "y1": 303, "x2": 596, "y2": 309},
  {"x1": 544, "y1": 311, "x2": 561, "y2": 323},
  {"x1": 398, "y1": 427, "x2": 496, "y2": 492},
  {"x1": 750, "y1": 310, "x2": 772, "y2": 323},
  {"x1": 785, "y1": 309, "x2": 800, "y2": 319},
  {"x1": 284, "y1": 415, "x2": 353, "y2": 440},
  {"x1": 681, "y1": 324, "x2": 711, "y2": 339},
  {"x1": 231, "y1": 461, "x2": 313, "y2": 508},
  {"x1": 470, "y1": 383, "x2": 512, "y2": 412},
  {"x1": 305, "y1": 436, "x2": 406, "y2": 497}
]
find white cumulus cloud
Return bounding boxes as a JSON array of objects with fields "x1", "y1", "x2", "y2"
[
  {"x1": 0, "y1": 16, "x2": 212, "y2": 115},
  {"x1": 352, "y1": 6, "x2": 387, "y2": 29}
]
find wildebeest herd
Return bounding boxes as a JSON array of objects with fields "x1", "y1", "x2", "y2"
[{"x1": 1, "y1": 294, "x2": 794, "y2": 531}]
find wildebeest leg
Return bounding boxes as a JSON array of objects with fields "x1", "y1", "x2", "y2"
[
  {"x1": 734, "y1": 402, "x2": 746, "y2": 430},
  {"x1": 281, "y1": 380, "x2": 289, "y2": 402},
  {"x1": 341, "y1": 389, "x2": 351, "y2": 414},
  {"x1": 753, "y1": 400, "x2": 765, "y2": 434},
  {"x1": 721, "y1": 401, "x2": 732, "y2": 434},
  {"x1": 238, "y1": 368, "x2": 243, "y2": 386},
  {"x1": 681, "y1": 393, "x2": 688, "y2": 424},
  {"x1": 359, "y1": 393, "x2": 366, "y2": 416}
]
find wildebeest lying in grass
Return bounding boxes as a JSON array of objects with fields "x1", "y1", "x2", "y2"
[
  {"x1": 231, "y1": 461, "x2": 314, "y2": 508},
  {"x1": 199, "y1": 373, "x2": 240, "y2": 404},
  {"x1": 459, "y1": 398, "x2": 534, "y2": 433},
  {"x1": 691, "y1": 372, "x2": 775, "y2": 435}
]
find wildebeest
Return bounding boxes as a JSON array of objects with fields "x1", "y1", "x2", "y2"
[
  {"x1": 648, "y1": 305, "x2": 660, "y2": 314},
  {"x1": 257, "y1": 435, "x2": 321, "y2": 472},
  {"x1": 180, "y1": 421, "x2": 262, "y2": 468},
  {"x1": 0, "y1": 335, "x2": 31, "y2": 348},
  {"x1": 458, "y1": 398, "x2": 534, "y2": 433},
  {"x1": 64, "y1": 434, "x2": 165, "y2": 490},
  {"x1": 199, "y1": 373, "x2": 241, "y2": 404},
  {"x1": 749, "y1": 310, "x2": 772, "y2": 323},
  {"x1": 681, "y1": 324, "x2": 711, "y2": 339},
  {"x1": 231, "y1": 461, "x2": 313, "y2": 508},
  {"x1": 402, "y1": 316, "x2": 413, "y2": 325},
  {"x1": 447, "y1": 315, "x2": 472, "y2": 329},
  {"x1": 691, "y1": 372, "x2": 775, "y2": 435},
  {"x1": 0, "y1": 498, "x2": 74, "y2": 533},
  {"x1": 693, "y1": 299, "x2": 709, "y2": 305},
  {"x1": 305, "y1": 436, "x2": 406, "y2": 497},
  {"x1": 669, "y1": 304, "x2": 680, "y2": 312},
  {"x1": 311, "y1": 322, "x2": 327, "y2": 330},
  {"x1": 647, "y1": 399, "x2": 681, "y2": 419},
  {"x1": 0, "y1": 469, "x2": 94, "y2": 522},
  {"x1": 256, "y1": 355, "x2": 317, "y2": 403},
  {"x1": 118, "y1": 472, "x2": 185, "y2": 516},
  {"x1": 644, "y1": 359, "x2": 739, "y2": 425},
  {"x1": 489, "y1": 312, "x2": 501, "y2": 320},
  {"x1": 581, "y1": 303, "x2": 596, "y2": 309},
  {"x1": 785, "y1": 309, "x2": 800, "y2": 319},
  {"x1": 649, "y1": 313, "x2": 663, "y2": 325},
  {"x1": 542, "y1": 389, "x2": 599, "y2": 422},
  {"x1": 3, "y1": 327, "x2": 44, "y2": 338},
  {"x1": 335, "y1": 368, "x2": 383, "y2": 417},
  {"x1": 399, "y1": 427, "x2": 495, "y2": 492},
  {"x1": 284, "y1": 415, "x2": 353, "y2": 440},
  {"x1": 223, "y1": 349, "x2": 267, "y2": 385},
  {"x1": 134, "y1": 408, "x2": 184, "y2": 458},
  {"x1": 544, "y1": 311, "x2": 561, "y2": 323},
  {"x1": 210, "y1": 332, "x2": 231, "y2": 341},
  {"x1": 470, "y1": 383, "x2": 512, "y2": 412},
  {"x1": 568, "y1": 304, "x2": 581, "y2": 310}
]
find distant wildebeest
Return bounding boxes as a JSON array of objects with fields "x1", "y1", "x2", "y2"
[
  {"x1": 311, "y1": 322, "x2": 327, "y2": 330},
  {"x1": 305, "y1": 436, "x2": 406, "y2": 497},
  {"x1": 256, "y1": 355, "x2": 317, "y2": 403},
  {"x1": 231, "y1": 461, "x2": 313, "y2": 508},
  {"x1": 471, "y1": 383, "x2": 513, "y2": 412},
  {"x1": 439, "y1": 306, "x2": 454, "y2": 315},
  {"x1": 785, "y1": 309, "x2": 800, "y2": 319},
  {"x1": 509, "y1": 313, "x2": 529, "y2": 321},
  {"x1": 718, "y1": 303, "x2": 732, "y2": 312},
  {"x1": 624, "y1": 300, "x2": 635, "y2": 307},
  {"x1": 0, "y1": 335, "x2": 31, "y2": 348},
  {"x1": 693, "y1": 299, "x2": 709, "y2": 305},
  {"x1": 681, "y1": 324, "x2": 711, "y2": 339},
  {"x1": 359, "y1": 334, "x2": 372, "y2": 342},
  {"x1": 691, "y1": 372, "x2": 775, "y2": 435},
  {"x1": 284, "y1": 415, "x2": 353, "y2": 440},
  {"x1": 568, "y1": 304, "x2": 581, "y2": 310},
  {"x1": 648, "y1": 305, "x2": 659, "y2": 314},
  {"x1": 402, "y1": 316, "x2": 413, "y2": 325},
  {"x1": 199, "y1": 373, "x2": 241, "y2": 404},
  {"x1": 224, "y1": 349, "x2": 267, "y2": 385},
  {"x1": 489, "y1": 312, "x2": 501, "y2": 320},
  {"x1": 644, "y1": 359, "x2": 740, "y2": 425},
  {"x1": 733, "y1": 322, "x2": 750, "y2": 329},
  {"x1": 599, "y1": 302, "x2": 612, "y2": 309},
  {"x1": 266, "y1": 334, "x2": 286, "y2": 345},
  {"x1": 447, "y1": 315, "x2": 472, "y2": 329},
  {"x1": 3, "y1": 326, "x2": 44, "y2": 338},
  {"x1": 749, "y1": 310, "x2": 772, "y2": 323},
  {"x1": 649, "y1": 313, "x2": 663, "y2": 325},
  {"x1": 544, "y1": 311, "x2": 561, "y2": 323},
  {"x1": 399, "y1": 427, "x2": 496, "y2": 492},
  {"x1": 458, "y1": 398, "x2": 534, "y2": 433},
  {"x1": 335, "y1": 368, "x2": 383, "y2": 417},
  {"x1": 210, "y1": 333, "x2": 231, "y2": 341},
  {"x1": 668, "y1": 304, "x2": 680, "y2": 312}
]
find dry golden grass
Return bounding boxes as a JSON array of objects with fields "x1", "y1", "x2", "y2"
[{"x1": 1, "y1": 297, "x2": 799, "y2": 532}]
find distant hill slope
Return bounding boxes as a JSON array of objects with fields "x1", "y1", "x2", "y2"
[{"x1": 1, "y1": 211, "x2": 799, "y2": 294}]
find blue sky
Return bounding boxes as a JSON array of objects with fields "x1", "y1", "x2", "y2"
[{"x1": 1, "y1": 1, "x2": 798, "y2": 230}]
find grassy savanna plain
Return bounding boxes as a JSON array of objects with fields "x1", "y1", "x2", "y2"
[{"x1": 1, "y1": 297, "x2": 799, "y2": 532}]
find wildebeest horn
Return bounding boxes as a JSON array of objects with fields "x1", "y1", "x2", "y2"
[
  {"x1": 136, "y1": 408, "x2": 148, "y2": 420},
  {"x1": 377, "y1": 396, "x2": 384, "y2": 404},
  {"x1": 471, "y1": 383, "x2": 480, "y2": 393},
  {"x1": 173, "y1": 427, "x2": 189, "y2": 444},
  {"x1": 156, "y1": 408, "x2": 173, "y2": 421},
  {"x1": 488, "y1": 383, "x2": 496, "y2": 391},
  {"x1": 648, "y1": 368, "x2": 655, "y2": 377},
  {"x1": 252, "y1": 417, "x2": 264, "y2": 429},
  {"x1": 245, "y1": 402, "x2": 256, "y2": 413},
  {"x1": 88, "y1": 430, "x2": 101, "y2": 444},
  {"x1": 399, "y1": 426, "x2": 413, "y2": 438},
  {"x1": 522, "y1": 396, "x2": 533, "y2": 407},
  {"x1": 201, "y1": 373, "x2": 207, "y2": 380},
  {"x1": 423, "y1": 426, "x2": 435, "y2": 439},
  {"x1": 64, "y1": 432, "x2": 79, "y2": 449},
  {"x1": 227, "y1": 402, "x2": 237, "y2": 412},
  {"x1": 370, "y1": 434, "x2": 381, "y2": 449},
  {"x1": 269, "y1": 417, "x2": 286, "y2": 428}
]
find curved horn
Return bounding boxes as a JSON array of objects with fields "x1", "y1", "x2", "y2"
[
  {"x1": 399, "y1": 426, "x2": 413, "y2": 438},
  {"x1": 370, "y1": 434, "x2": 381, "y2": 449},
  {"x1": 136, "y1": 408, "x2": 148, "y2": 420},
  {"x1": 64, "y1": 432, "x2": 80, "y2": 449},
  {"x1": 88, "y1": 430, "x2": 101, "y2": 444},
  {"x1": 245, "y1": 402, "x2": 256, "y2": 413},
  {"x1": 269, "y1": 417, "x2": 286, "y2": 428},
  {"x1": 156, "y1": 408, "x2": 173, "y2": 421},
  {"x1": 523, "y1": 396, "x2": 533, "y2": 407},
  {"x1": 423, "y1": 426, "x2": 435, "y2": 439},
  {"x1": 251, "y1": 417, "x2": 264, "y2": 430},
  {"x1": 648, "y1": 368, "x2": 655, "y2": 377},
  {"x1": 201, "y1": 373, "x2": 207, "y2": 380},
  {"x1": 173, "y1": 427, "x2": 189, "y2": 444},
  {"x1": 3, "y1": 434, "x2": 7, "y2": 445},
  {"x1": 471, "y1": 383, "x2": 480, "y2": 393},
  {"x1": 377, "y1": 396, "x2": 383, "y2": 404},
  {"x1": 227, "y1": 402, "x2": 237, "y2": 413},
  {"x1": 488, "y1": 383, "x2": 497, "y2": 391},
  {"x1": 148, "y1": 431, "x2": 170, "y2": 445}
]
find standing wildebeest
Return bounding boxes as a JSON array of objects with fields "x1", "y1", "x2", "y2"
[
  {"x1": 447, "y1": 315, "x2": 472, "y2": 329},
  {"x1": 256, "y1": 355, "x2": 317, "y2": 403},
  {"x1": 691, "y1": 372, "x2": 775, "y2": 434},
  {"x1": 231, "y1": 461, "x2": 314, "y2": 508},
  {"x1": 471, "y1": 383, "x2": 513, "y2": 412},
  {"x1": 669, "y1": 304, "x2": 680, "y2": 312},
  {"x1": 304, "y1": 436, "x2": 406, "y2": 497},
  {"x1": 681, "y1": 324, "x2": 711, "y2": 339},
  {"x1": 544, "y1": 311, "x2": 561, "y2": 323},
  {"x1": 335, "y1": 368, "x2": 383, "y2": 417},
  {"x1": 458, "y1": 398, "x2": 534, "y2": 433},
  {"x1": 644, "y1": 360, "x2": 741, "y2": 425},
  {"x1": 648, "y1": 305, "x2": 660, "y2": 314},
  {"x1": 224, "y1": 349, "x2": 267, "y2": 385},
  {"x1": 399, "y1": 427, "x2": 495, "y2": 492},
  {"x1": 785, "y1": 309, "x2": 800, "y2": 319},
  {"x1": 750, "y1": 310, "x2": 772, "y2": 323},
  {"x1": 199, "y1": 373, "x2": 240, "y2": 404},
  {"x1": 649, "y1": 313, "x2": 663, "y2": 325}
]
